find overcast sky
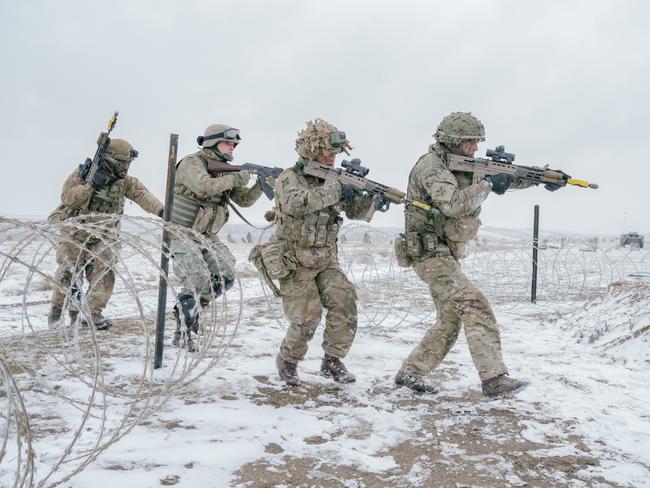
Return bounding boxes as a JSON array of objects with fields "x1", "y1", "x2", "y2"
[{"x1": 1, "y1": 0, "x2": 648, "y2": 236}]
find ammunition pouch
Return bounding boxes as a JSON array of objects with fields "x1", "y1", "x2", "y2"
[
  {"x1": 87, "y1": 188, "x2": 123, "y2": 214},
  {"x1": 249, "y1": 241, "x2": 296, "y2": 296},
  {"x1": 275, "y1": 212, "x2": 340, "y2": 248},
  {"x1": 405, "y1": 232, "x2": 439, "y2": 257},
  {"x1": 293, "y1": 244, "x2": 334, "y2": 269},
  {"x1": 394, "y1": 234, "x2": 412, "y2": 268},
  {"x1": 443, "y1": 217, "x2": 481, "y2": 242}
]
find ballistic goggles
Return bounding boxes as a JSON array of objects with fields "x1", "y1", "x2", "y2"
[
  {"x1": 329, "y1": 131, "x2": 347, "y2": 148},
  {"x1": 200, "y1": 128, "x2": 241, "y2": 144},
  {"x1": 105, "y1": 149, "x2": 138, "y2": 163}
]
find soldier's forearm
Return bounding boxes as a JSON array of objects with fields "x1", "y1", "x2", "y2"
[
  {"x1": 439, "y1": 181, "x2": 491, "y2": 218},
  {"x1": 279, "y1": 185, "x2": 341, "y2": 216},
  {"x1": 62, "y1": 182, "x2": 94, "y2": 207}
]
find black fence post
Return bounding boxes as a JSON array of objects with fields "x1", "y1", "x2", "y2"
[{"x1": 531, "y1": 204, "x2": 540, "y2": 303}]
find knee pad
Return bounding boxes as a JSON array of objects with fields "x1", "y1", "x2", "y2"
[{"x1": 211, "y1": 275, "x2": 235, "y2": 298}]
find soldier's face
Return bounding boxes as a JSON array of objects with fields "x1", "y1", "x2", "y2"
[
  {"x1": 315, "y1": 152, "x2": 336, "y2": 166},
  {"x1": 217, "y1": 141, "x2": 236, "y2": 156},
  {"x1": 458, "y1": 139, "x2": 479, "y2": 157}
]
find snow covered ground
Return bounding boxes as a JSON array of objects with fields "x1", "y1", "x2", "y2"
[{"x1": 1, "y1": 219, "x2": 649, "y2": 487}]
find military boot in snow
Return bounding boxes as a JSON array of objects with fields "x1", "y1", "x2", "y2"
[
  {"x1": 395, "y1": 368, "x2": 439, "y2": 394},
  {"x1": 68, "y1": 309, "x2": 79, "y2": 324},
  {"x1": 320, "y1": 354, "x2": 356, "y2": 383},
  {"x1": 276, "y1": 354, "x2": 300, "y2": 386},
  {"x1": 482, "y1": 374, "x2": 528, "y2": 397},
  {"x1": 48, "y1": 306, "x2": 63, "y2": 328},
  {"x1": 81, "y1": 311, "x2": 113, "y2": 330}
]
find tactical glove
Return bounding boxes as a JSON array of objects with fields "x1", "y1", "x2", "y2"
[
  {"x1": 544, "y1": 182, "x2": 563, "y2": 192},
  {"x1": 485, "y1": 174, "x2": 518, "y2": 195},
  {"x1": 373, "y1": 194, "x2": 390, "y2": 212},
  {"x1": 91, "y1": 165, "x2": 115, "y2": 190},
  {"x1": 340, "y1": 183, "x2": 362, "y2": 204}
]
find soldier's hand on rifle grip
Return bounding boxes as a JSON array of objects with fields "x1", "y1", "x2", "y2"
[
  {"x1": 234, "y1": 170, "x2": 255, "y2": 187},
  {"x1": 90, "y1": 165, "x2": 114, "y2": 190},
  {"x1": 340, "y1": 183, "x2": 362, "y2": 204},
  {"x1": 374, "y1": 195, "x2": 390, "y2": 212},
  {"x1": 544, "y1": 182, "x2": 563, "y2": 192},
  {"x1": 485, "y1": 174, "x2": 518, "y2": 195}
]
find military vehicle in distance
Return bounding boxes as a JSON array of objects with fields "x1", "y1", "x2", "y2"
[{"x1": 620, "y1": 232, "x2": 644, "y2": 248}]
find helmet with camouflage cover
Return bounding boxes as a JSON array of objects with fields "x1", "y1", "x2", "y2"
[
  {"x1": 197, "y1": 123, "x2": 241, "y2": 148},
  {"x1": 106, "y1": 139, "x2": 138, "y2": 162},
  {"x1": 295, "y1": 118, "x2": 352, "y2": 160},
  {"x1": 434, "y1": 112, "x2": 485, "y2": 147}
]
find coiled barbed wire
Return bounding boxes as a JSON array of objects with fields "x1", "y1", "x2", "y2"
[
  {"x1": 0, "y1": 215, "x2": 242, "y2": 487},
  {"x1": 1, "y1": 216, "x2": 648, "y2": 487}
]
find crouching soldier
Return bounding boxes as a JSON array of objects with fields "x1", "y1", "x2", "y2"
[
  {"x1": 169, "y1": 123, "x2": 264, "y2": 352},
  {"x1": 252, "y1": 118, "x2": 378, "y2": 385},
  {"x1": 48, "y1": 139, "x2": 164, "y2": 330}
]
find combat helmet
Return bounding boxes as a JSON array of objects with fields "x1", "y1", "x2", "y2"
[
  {"x1": 105, "y1": 139, "x2": 138, "y2": 162},
  {"x1": 434, "y1": 112, "x2": 485, "y2": 147},
  {"x1": 295, "y1": 118, "x2": 352, "y2": 160},
  {"x1": 197, "y1": 123, "x2": 241, "y2": 148}
]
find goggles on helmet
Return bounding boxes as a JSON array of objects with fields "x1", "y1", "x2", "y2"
[
  {"x1": 329, "y1": 131, "x2": 347, "y2": 148},
  {"x1": 202, "y1": 128, "x2": 241, "y2": 144}
]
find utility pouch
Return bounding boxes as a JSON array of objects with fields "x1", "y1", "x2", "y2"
[
  {"x1": 209, "y1": 205, "x2": 228, "y2": 234},
  {"x1": 191, "y1": 206, "x2": 214, "y2": 233},
  {"x1": 294, "y1": 245, "x2": 333, "y2": 269},
  {"x1": 406, "y1": 232, "x2": 423, "y2": 257},
  {"x1": 248, "y1": 241, "x2": 295, "y2": 297},
  {"x1": 314, "y1": 212, "x2": 330, "y2": 247},
  {"x1": 443, "y1": 217, "x2": 481, "y2": 242},
  {"x1": 394, "y1": 233, "x2": 412, "y2": 268},
  {"x1": 299, "y1": 214, "x2": 318, "y2": 247}
]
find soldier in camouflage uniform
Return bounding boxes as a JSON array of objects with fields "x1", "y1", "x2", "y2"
[
  {"x1": 169, "y1": 123, "x2": 264, "y2": 352},
  {"x1": 395, "y1": 112, "x2": 553, "y2": 397},
  {"x1": 269, "y1": 119, "x2": 377, "y2": 385},
  {"x1": 47, "y1": 139, "x2": 164, "y2": 330}
]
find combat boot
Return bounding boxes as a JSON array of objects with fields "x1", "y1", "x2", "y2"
[
  {"x1": 276, "y1": 354, "x2": 300, "y2": 386},
  {"x1": 173, "y1": 293, "x2": 200, "y2": 353},
  {"x1": 320, "y1": 354, "x2": 356, "y2": 383},
  {"x1": 81, "y1": 311, "x2": 113, "y2": 331},
  {"x1": 395, "y1": 368, "x2": 439, "y2": 394},
  {"x1": 482, "y1": 374, "x2": 528, "y2": 397},
  {"x1": 48, "y1": 306, "x2": 63, "y2": 328}
]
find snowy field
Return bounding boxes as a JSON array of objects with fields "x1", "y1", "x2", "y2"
[{"x1": 1, "y1": 217, "x2": 649, "y2": 487}]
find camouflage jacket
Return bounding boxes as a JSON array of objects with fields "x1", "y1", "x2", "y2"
[
  {"x1": 404, "y1": 143, "x2": 493, "y2": 259},
  {"x1": 49, "y1": 167, "x2": 163, "y2": 222},
  {"x1": 173, "y1": 149, "x2": 263, "y2": 234},
  {"x1": 272, "y1": 159, "x2": 374, "y2": 266}
]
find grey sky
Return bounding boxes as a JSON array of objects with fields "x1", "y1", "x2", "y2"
[{"x1": 1, "y1": 0, "x2": 648, "y2": 235}]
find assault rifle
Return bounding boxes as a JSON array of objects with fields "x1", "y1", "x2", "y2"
[
  {"x1": 206, "y1": 161, "x2": 284, "y2": 199},
  {"x1": 448, "y1": 145, "x2": 599, "y2": 190},
  {"x1": 303, "y1": 159, "x2": 432, "y2": 221},
  {"x1": 79, "y1": 111, "x2": 119, "y2": 187}
]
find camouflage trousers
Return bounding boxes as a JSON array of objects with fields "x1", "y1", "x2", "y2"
[
  {"x1": 171, "y1": 233, "x2": 236, "y2": 304},
  {"x1": 278, "y1": 264, "x2": 358, "y2": 364},
  {"x1": 51, "y1": 237, "x2": 118, "y2": 313},
  {"x1": 401, "y1": 255, "x2": 508, "y2": 381}
]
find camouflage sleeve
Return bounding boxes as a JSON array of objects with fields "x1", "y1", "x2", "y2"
[
  {"x1": 275, "y1": 169, "x2": 341, "y2": 216},
  {"x1": 125, "y1": 176, "x2": 164, "y2": 215},
  {"x1": 60, "y1": 169, "x2": 94, "y2": 207},
  {"x1": 176, "y1": 156, "x2": 250, "y2": 198},
  {"x1": 343, "y1": 192, "x2": 375, "y2": 221},
  {"x1": 230, "y1": 179, "x2": 263, "y2": 207},
  {"x1": 415, "y1": 160, "x2": 491, "y2": 218}
]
